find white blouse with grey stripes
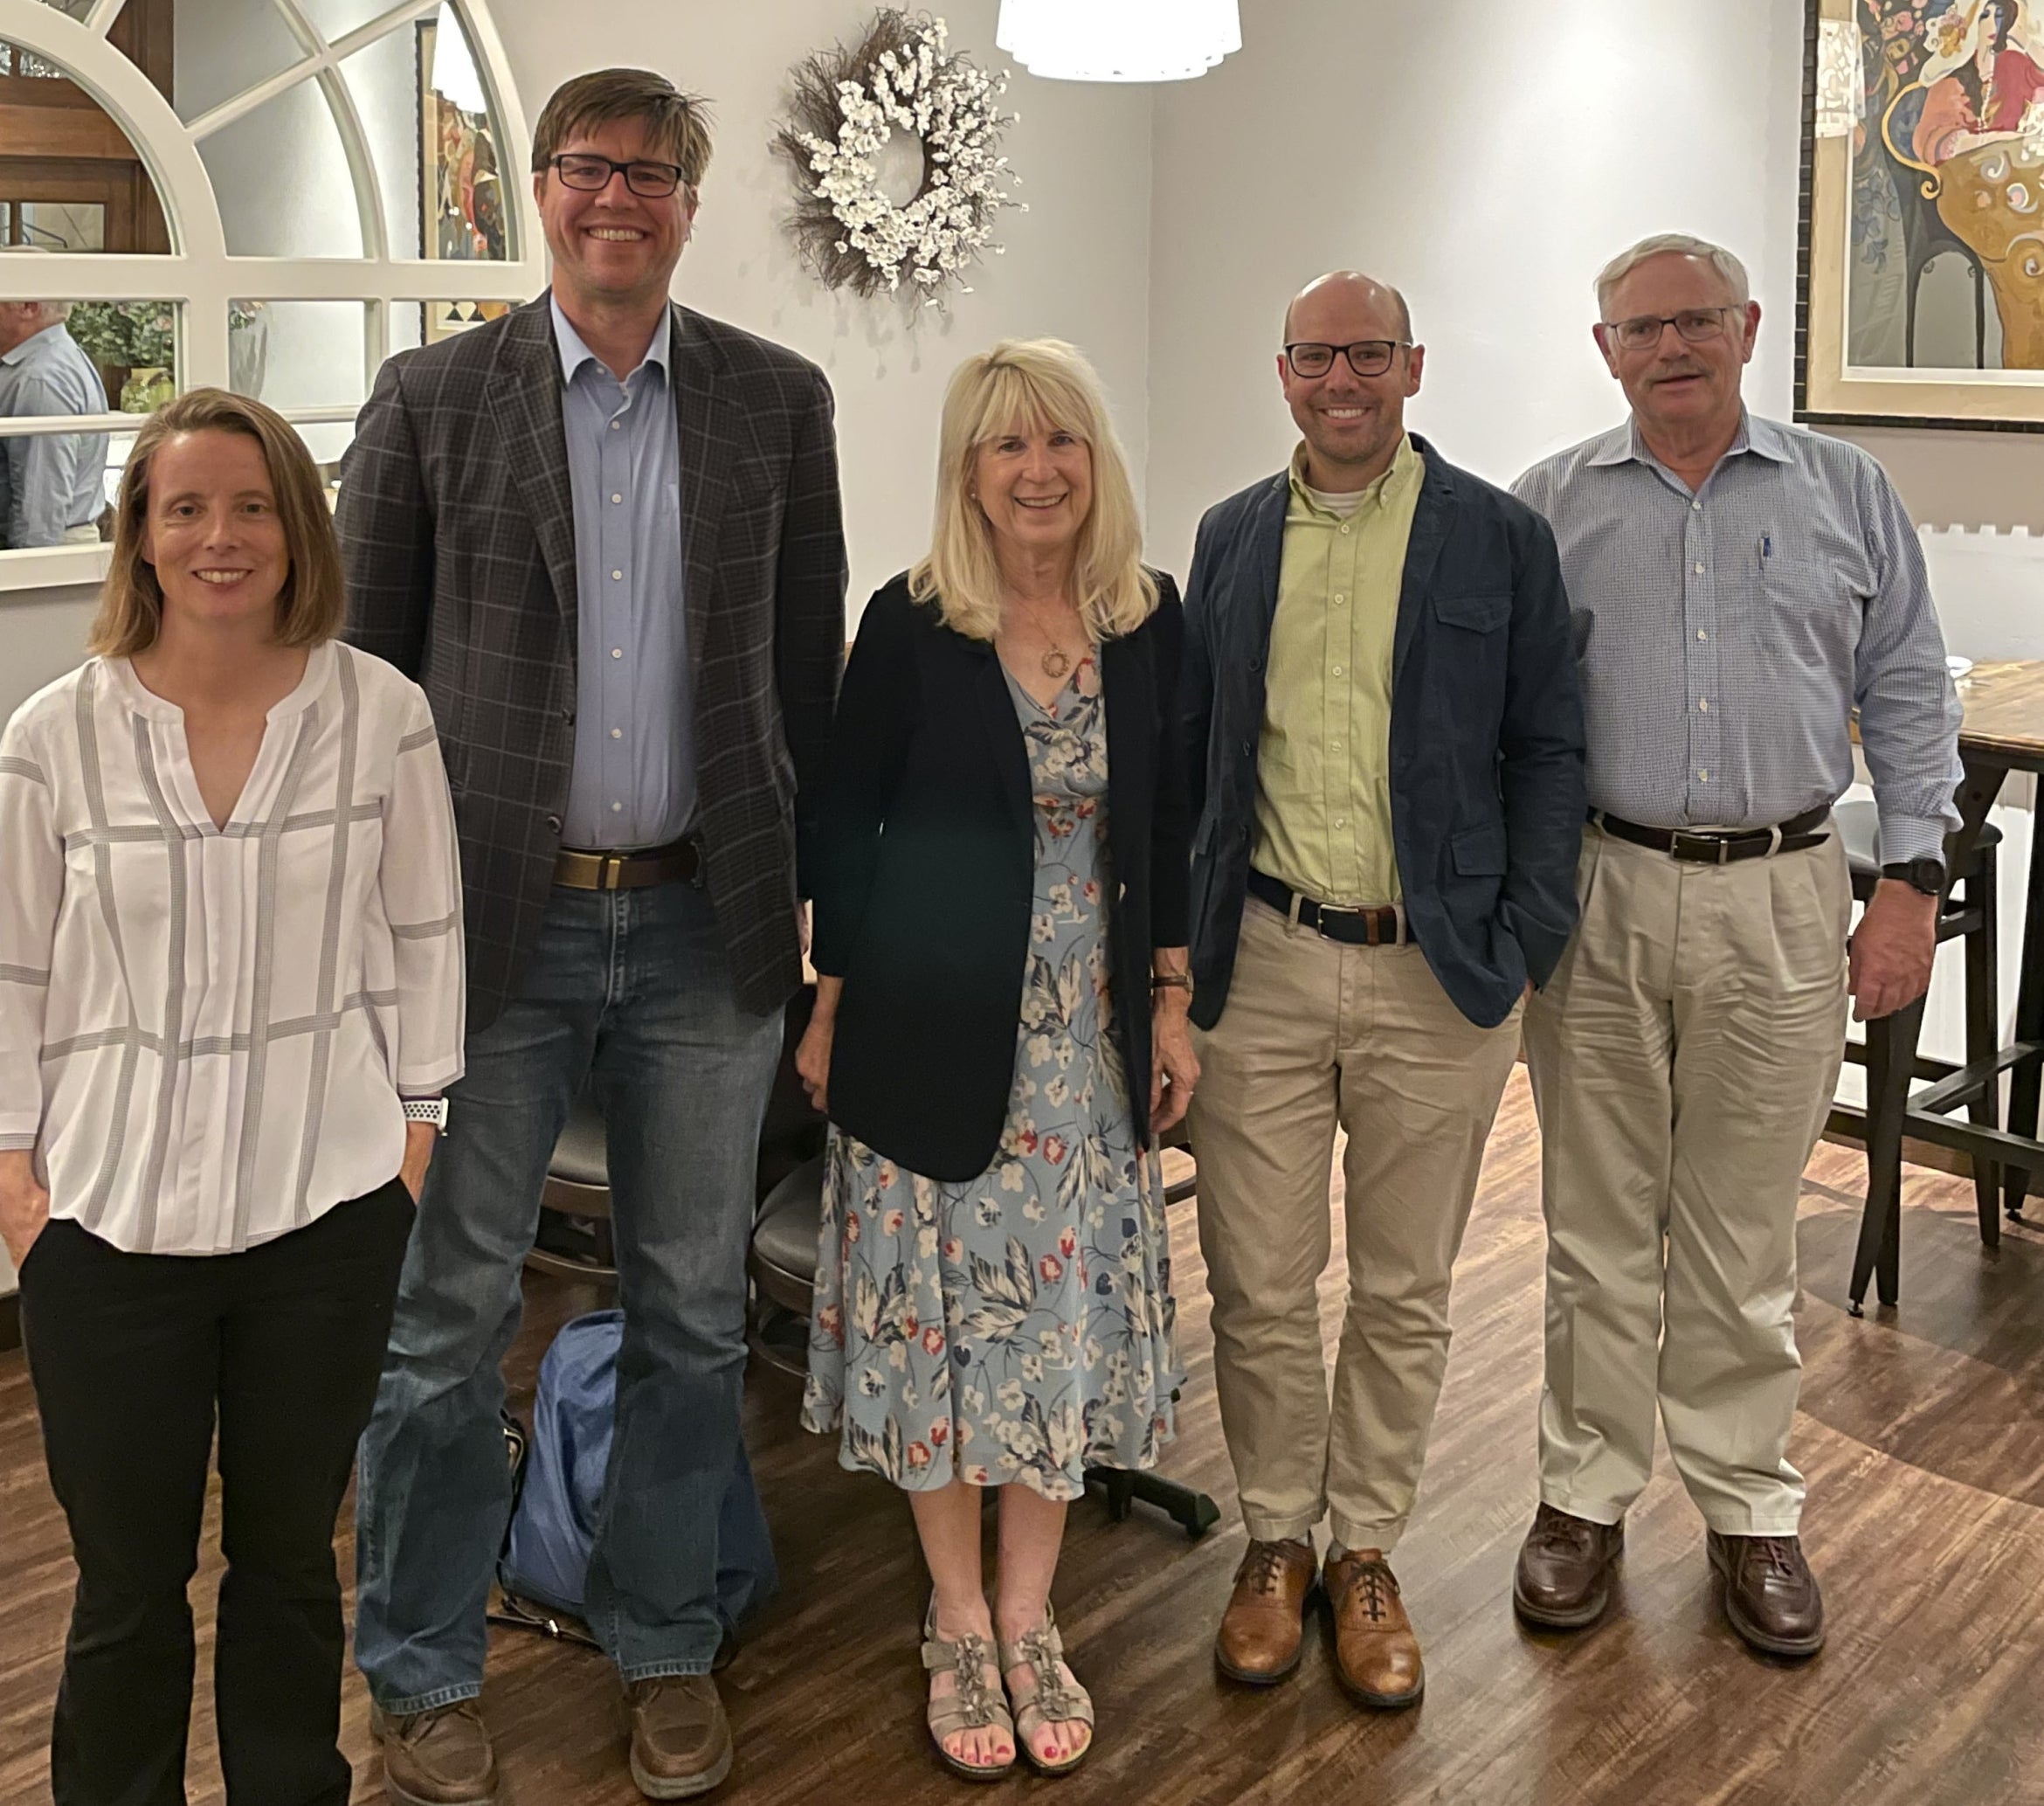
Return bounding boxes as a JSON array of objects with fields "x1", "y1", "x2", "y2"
[{"x1": 0, "y1": 640, "x2": 465, "y2": 1256}]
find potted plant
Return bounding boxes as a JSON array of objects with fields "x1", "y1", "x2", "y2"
[{"x1": 66, "y1": 301, "x2": 176, "y2": 413}]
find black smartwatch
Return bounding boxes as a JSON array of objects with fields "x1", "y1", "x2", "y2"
[{"x1": 1881, "y1": 857, "x2": 1946, "y2": 897}]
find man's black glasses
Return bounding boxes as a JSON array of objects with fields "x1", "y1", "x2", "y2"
[{"x1": 548, "y1": 153, "x2": 687, "y2": 198}]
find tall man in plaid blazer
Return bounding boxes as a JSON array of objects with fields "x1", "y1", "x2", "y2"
[{"x1": 341, "y1": 70, "x2": 846, "y2": 1804}]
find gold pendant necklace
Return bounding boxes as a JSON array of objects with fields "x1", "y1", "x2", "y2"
[{"x1": 1040, "y1": 645, "x2": 1072, "y2": 680}]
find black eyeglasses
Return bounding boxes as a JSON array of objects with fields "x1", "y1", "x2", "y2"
[
  {"x1": 1283, "y1": 339, "x2": 1410, "y2": 379},
  {"x1": 547, "y1": 153, "x2": 687, "y2": 198},
  {"x1": 1602, "y1": 307, "x2": 1735, "y2": 352}
]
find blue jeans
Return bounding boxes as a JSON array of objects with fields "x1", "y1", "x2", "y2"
[{"x1": 353, "y1": 880, "x2": 784, "y2": 1711}]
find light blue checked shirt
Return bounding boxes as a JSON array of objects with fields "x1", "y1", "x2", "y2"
[
  {"x1": 1513, "y1": 412, "x2": 1962, "y2": 864},
  {"x1": 552, "y1": 296, "x2": 690, "y2": 850},
  {"x1": 0, "y1": 322, "x2": 108, "y2": 550}
]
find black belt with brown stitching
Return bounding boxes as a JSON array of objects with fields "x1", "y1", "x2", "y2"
[{"x1": 1592, "y1": 805, "x2": 1830, "y2": 864}]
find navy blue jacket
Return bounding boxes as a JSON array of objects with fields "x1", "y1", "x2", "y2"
[{"x1": 1181, "y1": 436, "x2": 1586, "y2": 1031}]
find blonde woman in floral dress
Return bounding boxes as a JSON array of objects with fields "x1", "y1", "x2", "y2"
[{"x1": 798, "y1": 340, "x2": 1196, "y2": 1782}]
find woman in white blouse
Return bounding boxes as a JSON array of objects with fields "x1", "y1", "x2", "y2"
[{"x1": 0, "y1": 388, "x2": 464, "y2": 1806}]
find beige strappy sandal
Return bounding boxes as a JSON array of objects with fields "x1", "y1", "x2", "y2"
[
  {"x1": 922, "y1": 1599, "x2": 1017, "y2": 1782},
  {"x1": 998, "y1": 1606, "x2": 1095, "y2": 1777}
]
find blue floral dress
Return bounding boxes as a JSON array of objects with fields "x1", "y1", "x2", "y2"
[{"x1": 802, "y1": 655, "x2": 1180, "y2": 1501}]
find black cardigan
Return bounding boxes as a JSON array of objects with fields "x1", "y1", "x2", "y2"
[{"x1": 811, "y1": 572, "x2": 1191, "y2": 1182}]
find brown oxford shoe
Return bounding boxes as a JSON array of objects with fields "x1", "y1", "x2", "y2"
[
  {"x1": 1324, "y1": 1548, "x2": 1423, "y2": 1709},
  {"x1": 625, "y1": 1674, "x2": 735, "y2": 1799},
  {"x1": 1214, "y1": 1537, "x2": 1319, "y2": 1684},
  {"x1": 1513, "y1": 1503, "x2": 1626, "y2": 1630},
  {"x1": 372, "y1": 1700, "x2": 501, "y2": 1806},
  {"x1": 1707, "y1": 1531, "x2": 1826, "y2": 1658}
]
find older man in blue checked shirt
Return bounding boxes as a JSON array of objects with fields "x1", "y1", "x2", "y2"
[{"x1": 1509, "y1": 232, "x2": 1961, "y2": 1663}]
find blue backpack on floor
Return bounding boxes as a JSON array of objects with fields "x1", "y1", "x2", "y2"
[
  {"x1": 499, "y1": 1307, "x2": 622, "y2": 1623},
  {"x1": 494, "y1": 1307, "x2": 780, "y2": 1641}
]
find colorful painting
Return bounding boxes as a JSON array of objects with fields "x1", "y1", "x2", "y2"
[
  {"x1": 417, "y1": 13, "x2": 508, "y2": 344},
  {"x1": 1801, "y1": 0, "x2": 2044, "y2": 427}
]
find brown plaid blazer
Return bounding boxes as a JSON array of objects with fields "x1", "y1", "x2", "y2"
[{"x1": 338, "y1": 294, "x2": 847, "y2": 1028}]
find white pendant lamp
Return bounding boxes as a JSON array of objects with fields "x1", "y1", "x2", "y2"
[{"x1": 996, "y1": 0, "x2": 1242, "y2": 83}]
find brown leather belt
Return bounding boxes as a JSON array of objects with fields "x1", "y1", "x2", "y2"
[
  {"x1": 552, "y1": 837, "x2": 701, "y2": 891},
  {"x1": 1247, "y1": 868, "x2": 1408, "y2": 946},
  {"x1": 1592, "y1": 805, "x2": 1830, "y2": 865}
]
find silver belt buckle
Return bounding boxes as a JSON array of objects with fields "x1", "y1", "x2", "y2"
[
  {"x1": 1668, "y1": 830, "x2": 1730, "y2": 865},
  {"x1": 1314, "y1": 902, "x2": 1362, "y2": 941}
]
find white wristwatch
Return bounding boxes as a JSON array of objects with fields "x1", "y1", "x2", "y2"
[{"x1": 402, "y1": 1097, "x2": 450, "y2": 1134}]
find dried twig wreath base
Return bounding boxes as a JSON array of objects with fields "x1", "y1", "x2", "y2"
[{"x1": 775, "y1": 9, "x2": 1023, "y2": 304}]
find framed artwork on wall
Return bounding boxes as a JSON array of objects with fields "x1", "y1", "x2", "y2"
[
  {"x1": 1799, "y1": 0, "x2": 2044, "y2": 430},
  {"x1": 417, "y1": 10, "x2": 509, "y2": 345}
]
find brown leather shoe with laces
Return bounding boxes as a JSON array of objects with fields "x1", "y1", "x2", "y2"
[
  {"x1": 1214, "y1": 1538, "x2": 1319, "y2": 1683},
  {"x1": 372, "y1": 1700, "x2": 501, "y2": 1806},
  {"x1": 1708, "y1": 1531, "x2": 1826, "y2": 1658},
  {"x1": 625, "y1": 1674, "x2": 734, "y2": 1799},
  {"x1": 1324, "y1": 1548, "x2": 1423, "y2": 1709},
  {"x1": 1513, "y1": 1503, "x2": 1625, "y2": 1630}
]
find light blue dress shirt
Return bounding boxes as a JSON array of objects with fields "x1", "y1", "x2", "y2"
[
  {"x1": 551, "y1": 295, "x2": 691, "y2": 850},
  {"x1": 1513, "y1": 412, "x2": 1962, "y2": 864},
  {"x1": 0, "y1": 321, "x2": 109, "y2": 550}
]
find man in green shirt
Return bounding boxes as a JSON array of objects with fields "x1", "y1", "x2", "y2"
[{"x1": 1181, "y1": 271, "x2": 1585, "y2": 1711}]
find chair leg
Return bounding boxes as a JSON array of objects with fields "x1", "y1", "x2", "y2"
[
  {"x1": 2003, "y1": 815, "x2": 2044, "y2": 1219},
  {"x1": 1082, "y1": 1466, "x2": 1219, "y2": 1540},
  {"x1": 1964, "y1": 848, "x2": 2002, "y2": 1249},
  {"x1": 1851, "y1": 996, "x2": 1924, "y2": 1314}
]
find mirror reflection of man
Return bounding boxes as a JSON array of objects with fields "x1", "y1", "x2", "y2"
[{"x1": 0, "y1": 299, "x2": 110, "y2": 550}]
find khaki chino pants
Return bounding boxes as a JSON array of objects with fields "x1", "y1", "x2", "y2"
[
  {"x1": 1188, "y1": 896, "x2": 1523, "y2": 1552},
  {"x1": 1523, "y1": 824, "x2": 1851, "y2": 1536}
]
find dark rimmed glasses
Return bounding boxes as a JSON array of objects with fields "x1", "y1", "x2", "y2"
[
  {"x1": 547, "y1": 153, "x2": 687, "y2": 198},
  {"x1": 1601, "y1": 307, "x2": 1736, "y2": 352},
  {"x1": 1283, "y1": 339, "x2": 1411, "y2": 379}
]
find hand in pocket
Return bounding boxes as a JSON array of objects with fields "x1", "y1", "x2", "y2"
[{"x1": 0, "y1": 1152, "x2": 51, "y2": 1272}]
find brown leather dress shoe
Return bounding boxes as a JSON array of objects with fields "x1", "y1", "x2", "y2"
[
  {"x1": 1707, "y1": 1531, "x2": 1826, "y2": 1658},
  {"x1": 626, "y1": 1674, "x2": 735, "y2": 1799},
  {"x1": 1513, "y1": 1503, "x2": 1625, "y2": 1630},
  {"x1": 1214, "y1": 1538, "x2": 1319, "y2": 1683},
  {"x1": 372, "y1": 1700, "x2": 501, "y2": 1806},
  {"x1": 1324, "y1": 1548, "x2": 1423, "y2": 1709}
]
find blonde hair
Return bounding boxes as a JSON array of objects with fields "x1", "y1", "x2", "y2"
[
  {"x1": 90, "y1": 388, "x2": 345, "y2": 658},
  {"x1": 911, "y1": 338, "x2": 1157, "y2": 643}
]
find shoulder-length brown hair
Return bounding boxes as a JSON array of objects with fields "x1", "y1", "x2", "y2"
[
  {"x1": 89, "y1": 387, "x2": 345, "y2": 658},
  {"x1": 910, "y1": 339, "x2": 1157, "y2": 644}
]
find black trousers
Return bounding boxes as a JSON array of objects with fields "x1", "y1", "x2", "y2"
[{"x1": 19, "y1": 1180, "x2": 416, "y2": 1806}]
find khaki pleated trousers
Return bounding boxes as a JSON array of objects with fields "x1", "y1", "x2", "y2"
[
  {"x1": 1522, "y1": 823, "x2": 1851, "y2": 1535},
  {"x1": 1188, "y1": 895, "x2": 1523, "y2": 1552}
]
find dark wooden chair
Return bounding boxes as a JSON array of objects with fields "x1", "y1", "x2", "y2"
[{"x1": 1827, "y1": 799, "x2": 2003, "y2": 1313}]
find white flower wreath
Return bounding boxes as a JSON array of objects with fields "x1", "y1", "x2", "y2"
[{"x1": 777, "y1": 10, "x2": 1024, "y2": 304}]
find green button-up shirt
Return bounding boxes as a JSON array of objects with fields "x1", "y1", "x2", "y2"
[{"x1": 1253, "y1": 435, "x2": 1424, "y2": 905}]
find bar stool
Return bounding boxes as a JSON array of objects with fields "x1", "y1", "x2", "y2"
[
  {"x1": 528, "y1": 1097, "x2": 617, "y2": 1282},
  {"x1": 527, "y1": 988, "x2": 828, "y2": 1294},
  {"x1": 1831, "y1": 799, "x2": 2003, "y2": 1312}
]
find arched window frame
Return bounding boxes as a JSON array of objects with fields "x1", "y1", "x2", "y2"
[{"x1": 0, "y1": 0, "x2": 545, "y2": 590}]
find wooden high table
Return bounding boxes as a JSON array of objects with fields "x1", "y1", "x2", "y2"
[{"x1": 1848, "y1": 658, "x2": 2044, "y2": 1311}]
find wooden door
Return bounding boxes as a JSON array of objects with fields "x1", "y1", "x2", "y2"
[{"x1": 0, "y1": 0, "x2": 174, "y2": 254}]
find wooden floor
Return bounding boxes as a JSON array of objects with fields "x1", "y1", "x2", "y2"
[{"x1": 2, "y1": 1072, "x2": 2041, "y2": 1806}]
